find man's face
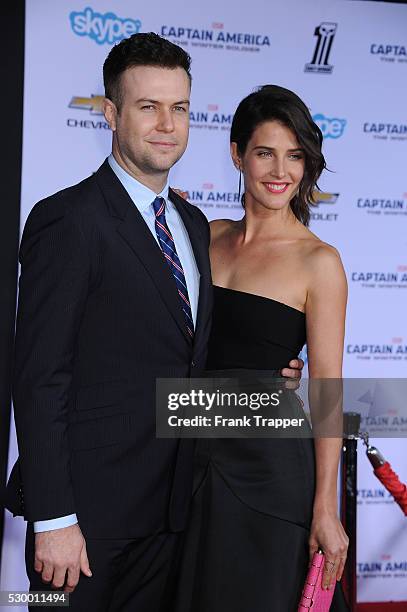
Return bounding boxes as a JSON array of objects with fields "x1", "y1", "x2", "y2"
[{"x1": 104, "y1": 65, "x2": 190, "y2": 180}]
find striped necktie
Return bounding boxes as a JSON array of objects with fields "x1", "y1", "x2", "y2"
[{"x1": 152, "y1": 196, "x2": 194, "y2": 339}]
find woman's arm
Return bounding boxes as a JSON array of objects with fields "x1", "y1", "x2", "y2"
[{"x1": 305, "y1": 243, "x2": 349, "y2": 589}]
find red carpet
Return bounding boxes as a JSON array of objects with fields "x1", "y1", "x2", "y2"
[{"x1": 357, "y1": 603, "x2": 407, "y2": 611}]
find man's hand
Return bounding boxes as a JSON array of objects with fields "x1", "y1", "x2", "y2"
[
  {"x1": 280, "y1": 358, "x2": 304, "y2": 390},
  {"x1": 34, "y1": 524, "x2": 92, "y2": 593}
]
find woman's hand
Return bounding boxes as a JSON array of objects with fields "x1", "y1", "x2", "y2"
[
  {"x1": 172, "y1": 188, "x2": 189, "y2": 200},
  {"x1": 309, "y1": 508, "x2": 349, "y2": 589}
]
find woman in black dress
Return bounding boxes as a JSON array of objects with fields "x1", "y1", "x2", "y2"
[{"x1": 176, "y1": 85, "x2": 349, "y2": 611}]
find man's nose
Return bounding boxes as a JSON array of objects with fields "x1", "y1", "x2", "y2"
[{"x1": 157, "y1": 109, "x2": 175, "y2": 132}]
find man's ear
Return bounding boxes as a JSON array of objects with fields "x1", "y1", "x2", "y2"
[
  {"x1": 230, "y1": 142, "x2": 242, "y2": 171},
  {"x1": 103, "y1": 98, "x2": 117, "y2": 132}
]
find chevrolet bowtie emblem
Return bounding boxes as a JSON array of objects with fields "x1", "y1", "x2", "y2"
[
  {"x1": 312, "y1": 191, "x2": 339, "y2": 205},
  {"x1": 69, "y1": 95, "x2": 104, "y2": 114}
]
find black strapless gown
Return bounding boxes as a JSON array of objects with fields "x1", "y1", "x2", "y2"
[{"x1": 175, "y1": 286, "x2": 349, "y2": 612}]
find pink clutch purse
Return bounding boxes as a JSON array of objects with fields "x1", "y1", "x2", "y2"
[{"x1": 298, "y1": 549, "x2": 335, "y2": 611}]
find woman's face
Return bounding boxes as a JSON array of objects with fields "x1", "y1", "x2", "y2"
[{"x1": 233, "y1": 120, "x2": 305, "y2": 213}]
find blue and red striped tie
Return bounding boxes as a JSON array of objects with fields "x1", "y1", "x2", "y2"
[{"x1": 152, "y1": 197, "x2": 194, "y2": 339}]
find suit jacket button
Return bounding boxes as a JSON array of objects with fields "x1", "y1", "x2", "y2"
[{"x1": 191, "y1": 360, "x2": 195, "y2": 367}]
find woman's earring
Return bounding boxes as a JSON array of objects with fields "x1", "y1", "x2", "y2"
[{"x1": 238, "y1": 169, "x2": 242, "y2": 200}]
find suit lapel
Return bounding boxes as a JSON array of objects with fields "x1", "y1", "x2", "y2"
[{"x1": 95, "y1": 161, "x2": 191, "y2": 344}]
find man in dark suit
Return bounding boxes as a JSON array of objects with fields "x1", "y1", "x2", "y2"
[{"x1": 6, "y1": 33, "x2": 302, "y2": 611}]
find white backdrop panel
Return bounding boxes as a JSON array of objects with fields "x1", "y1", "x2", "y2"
[{"x1": 1, "y1": 0, "x2": 406, "y2": 605}]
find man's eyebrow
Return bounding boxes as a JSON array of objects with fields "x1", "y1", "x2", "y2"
[{"x1": 135, "y1": 98, "x2": 190, "y2": 105}]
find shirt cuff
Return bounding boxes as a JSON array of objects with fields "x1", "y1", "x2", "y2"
[{"x1": 33, "y1": 514, "x2": 78, "y2": 533}]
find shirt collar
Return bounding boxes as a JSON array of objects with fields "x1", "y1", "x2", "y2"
[{"x1": 108, "y1": 153, "x2": 170, "y2": 213}]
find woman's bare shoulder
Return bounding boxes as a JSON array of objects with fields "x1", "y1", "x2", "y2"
[
  {"x1": 295, "y1": 224, "x2": 341, "y2": 262},
  {"x1": 309, "y1": 239, "x2": 341, "y2": 263},
  {"x1": 305, "y1": 238, "x2": 346, "y2": 285}
]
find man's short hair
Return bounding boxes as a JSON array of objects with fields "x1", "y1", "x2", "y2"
[{"x1": 103, "y1": 32, "x2": 192, "y2": 111}]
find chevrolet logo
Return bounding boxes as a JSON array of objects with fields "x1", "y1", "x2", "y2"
[
  {"x1": 69, "y1": 95, "x2": 105, "y2": 114},
  {"x1": 312, "y1": 191, "x2": 339, "y2": 205}
]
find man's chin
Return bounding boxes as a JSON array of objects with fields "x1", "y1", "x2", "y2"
[{"x1": 149, "y1": 155, "x2": 183, "y2": 173}]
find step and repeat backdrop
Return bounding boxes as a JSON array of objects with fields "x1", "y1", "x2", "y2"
[{"x1": 1, "y1": 0, "x2": 406, "y2": 604}]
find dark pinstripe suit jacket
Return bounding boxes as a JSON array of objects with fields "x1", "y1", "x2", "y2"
[{"x1": 5, "y1": 159, "x2": 213, "y2": 538}]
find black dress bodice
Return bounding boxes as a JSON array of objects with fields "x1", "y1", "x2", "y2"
[{"x1": 206, "y1": 285, "x2": 306, "y2": 370}]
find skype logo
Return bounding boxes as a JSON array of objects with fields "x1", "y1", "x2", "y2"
[
  {"x1": 312, "y1": 113, "x2": 347, "y2": 139},
  {"x1": 70, "y1": 7, "x2": 142, "y2": 45}
]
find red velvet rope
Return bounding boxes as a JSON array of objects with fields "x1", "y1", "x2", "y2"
[{"x1": 374, "y1": 462, "x2": 407, "y2": 516}]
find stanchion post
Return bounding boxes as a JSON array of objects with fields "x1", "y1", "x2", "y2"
[{"x1": 340, "y1": 412, "x2": 360, "y2": 612}]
